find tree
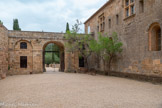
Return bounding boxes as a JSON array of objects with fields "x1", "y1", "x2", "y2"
[
  {"x1": 72, "y1": 19, "x2": 82, "y2": 33},
  {"x1": 0, "y1": 20, "x2": 3, "y2": 25},
  {"x1": 13, "y1": 19, "x2": 21, "y2": 31},
  {"x1": 66, "y1": 22, "x2": 70, "y2": 32},
  {"x1": 64, "y1": 20, "x2": 93, "y2": 70},
  {"x1": 89, "y1": 32, "x2": 123, "y2": 75}
]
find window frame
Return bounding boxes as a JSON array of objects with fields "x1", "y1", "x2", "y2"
[
  {"x1": 149, "y1": 23, "x2": 161, "y2": 51},
  {"x1": 109, "y1": 18, "x2": 111, "y2": 29},
  {"x1": 124, "y1": 0, "x2": 135, "y2": 18},
  {"x1": 157, "y1": 29, "x2": 161, "y2": 51},
  {"x1": 139, "y1": 0, "x2": 144, "y2": 13},
  {"x1": 98, "y1": 13, "x2": 105, "y2": 32},
  {"x1": 20, "y1": 42, "x2": 27, "y2": 49},
  {"x1": 20, "y1": 56, "x2": 27, "y2": 68},
  {"x1": 116, "y1": 14, "x2": 119, "y2": 25}
]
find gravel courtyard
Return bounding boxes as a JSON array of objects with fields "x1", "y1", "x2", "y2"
[{"x1": 0, "y1": 68, "x2": 162, "y2": 108}]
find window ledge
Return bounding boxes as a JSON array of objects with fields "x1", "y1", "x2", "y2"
[{"x1": 124, "y1": 14, "x2": 136, "y2": 21}]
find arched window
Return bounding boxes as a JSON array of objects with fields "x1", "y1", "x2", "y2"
[
  {"x1": 149, "y1": 23, "x2": 161, "y2": 51},
  {"x1": 20, "y1": 42, "x2": 27, "y2": 49}
]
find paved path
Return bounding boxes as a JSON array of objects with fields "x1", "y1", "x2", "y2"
[{"x1": 0, "y1": 68, "x2": 162, "y2": 108}]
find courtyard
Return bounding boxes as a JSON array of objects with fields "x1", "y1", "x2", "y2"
[{"x1": 0, "y1": 68, "x2": 162, "y2": 108}]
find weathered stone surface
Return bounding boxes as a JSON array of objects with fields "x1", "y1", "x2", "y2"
[
  {"x1": 0, "y1": 28, "x2": 79, "y2": 77},
  {"x1": 7, "y1": 31, "x2": 79, "y2": 75},
  {"x1": 0, "y1": 24, "x2": 8, "y2": 79},
  {"x1": 84, "y1": 0, "x2": 162, "y2": 77}
]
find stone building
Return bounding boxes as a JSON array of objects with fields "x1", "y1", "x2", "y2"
[
  {"x1": 0, "y1": 0, "x2": 162, "y2": 82},
  {"x1": 84, "y1": 0, "x2": 162, "y2": 79},
  {"x1": 0, "y1": 25, "x2": 79, "y2": 78}
]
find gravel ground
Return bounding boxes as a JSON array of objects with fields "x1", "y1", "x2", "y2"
[{"x1": 0, "y1": 67, "x2": 162, "y2": 108}]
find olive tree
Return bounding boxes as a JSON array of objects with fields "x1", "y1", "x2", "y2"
[{"x1": 89, "y1": 32, "x2": 123, "y2": 75}]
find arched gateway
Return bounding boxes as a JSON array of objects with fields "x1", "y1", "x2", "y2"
[
  {"x1": 43, "y1": 41, "x2": 65, "y2": 72},
  {"x1": 7, "y1": 30, "x2": 79, "y2": 75}
]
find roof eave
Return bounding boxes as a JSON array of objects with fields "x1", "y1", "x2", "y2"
[{"x1": 84, "y1": 0, "x2": 113, "y2": 24}]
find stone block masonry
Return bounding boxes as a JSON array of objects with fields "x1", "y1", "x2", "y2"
[
  {"x1": 0, "y1": 24, "x2": 8, "y2": 79},
  {"x1": 84, "y1": 0, "x2": 162, "y2": 78}
]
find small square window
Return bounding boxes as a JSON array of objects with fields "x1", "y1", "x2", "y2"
[{"x1": 20, "y1": 42, "x2": 27, "y2": 49}]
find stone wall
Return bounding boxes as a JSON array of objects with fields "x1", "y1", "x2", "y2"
[
  {"x1": 8, "y1": 31, "x2": 79, "y2": 75},
  {"x1": 85, "y1": 0, "x2": 162, "y2": 77},
  {"x1": 0, "y1": 24, "x2": 8, "y2": 79}
]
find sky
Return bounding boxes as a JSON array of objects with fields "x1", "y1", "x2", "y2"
[{"x1": 0, "y1": 0, "x2": 108, "y2": 33}]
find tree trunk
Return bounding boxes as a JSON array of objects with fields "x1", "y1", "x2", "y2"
[
  {"x1": 103, "y1": 60, "x2": 107, "y2": 75},
  {"x1": 107, "y1": 56, "x2": 113, "y2": 75},
  {"x1": 84, "y1": 58, "x2": 89, "y2": 71}
]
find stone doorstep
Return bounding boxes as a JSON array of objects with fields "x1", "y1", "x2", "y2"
[{"x1": 107, "y1": 71, "x2": 162, "y2": 84}]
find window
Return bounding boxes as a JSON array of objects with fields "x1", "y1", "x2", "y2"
[
  {"x1": 20, "y1": 56, "x2": 27, "y2": 68},
  {"x1": 98, "y1": 13, "x2": 105, "y2": 32},
  {"x1": 88, "y1": 26, "x2": 91, "y2": 34},
  {"x1": 20, "y1": 42, "x2": 27, "y2": 49},
  {"x1": 126, "y1": 8, "x2": 129, "y2": 17},
  {"x1": 116, "y1": 14, "x2": 119, "y2": 25},
  {"x1": 79, "y1": 56, "x2": 84, "y2": 67},
  {"x1": 157, "y1": 29, "x2": 161, "y2": 51},
  {"x1": 109, "y1": 19, "x2": 111, "y2": 29},
  {"x1": 97, "y1": 25, "x2": 99, "y2": 32},
  {"x1": 139, "y1": 0, "x2": 144, "y2": 13},
  {"x1": 131, "y1": 5, "x2": 135, "y2": 15},
  {"x1": 149, "y1": 23, "x2": 161, "y2": 51},
  {"x1": 126, "y1": 0, "x2": 129, "y2": 6},
  {"x1": 125, "y1": 0, "x2": 135, "y2": 17}
]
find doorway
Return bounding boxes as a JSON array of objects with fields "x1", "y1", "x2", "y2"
[{"x1": 43, "y1": 42, "x2": 65, "y2": 72}]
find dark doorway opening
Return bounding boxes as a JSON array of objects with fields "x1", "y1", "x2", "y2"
[
  {"x1": 43, "y1": 42, "x2": 65, "y2": 72},
  {"x1": 79, "y1": 56, "x2": 84, "y2": 67},
  {"x1": 20, "y1": 56, "x2": 27, "y2": 68}
]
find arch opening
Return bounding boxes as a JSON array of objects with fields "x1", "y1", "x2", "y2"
[
  {"x1": 149, "y1": 23, "x2": 161, "y2": 51},
  {"x1": 43, "y1": 41, "x2": 65, "y2": 72}
]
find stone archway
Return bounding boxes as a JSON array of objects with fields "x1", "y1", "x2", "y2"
[
  {"x1": 148, "y1": 22, "x2": 161, "y2": 51},
  {"x1": 42, "y1": 41, "x2": 65, "y2": 72}
]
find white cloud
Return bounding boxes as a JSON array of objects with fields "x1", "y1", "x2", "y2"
[{"x1": 0, "y1": 0, "x2": 107, "y2": 32}]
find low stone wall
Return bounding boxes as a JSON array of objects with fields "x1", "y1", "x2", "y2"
[{"x1": 97, "y1": 71, "x2": 162, "y2": 84}]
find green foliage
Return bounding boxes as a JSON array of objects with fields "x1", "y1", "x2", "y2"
[
  {"x1": 64, "y1": 19, "x2": 123, "y2": 73},
  {"x1": 0, "y1": 20, "x2": 3, "y2": 25},
  {"x1": 89, "y1": 32, "x2": 123, "y2": 73},
  {"x1": 13, "y1": 19, "x2": 21, "y2": 31},
  {"x1": 45, "y1": 43, "x2": 60, "y2": 64},
  {"x1": 66, "y1": 22, "x2": 70, "y2": 32},
  {"x1": 8, "y1": 65, "x2": 10, "y2": 70},
  {"x1": 72, "y1": 19, "x2": 82, "y2": 33},
  {"x1": 45, "y1": 53, "x2": 60, "y2": 64},
  {"x1": 98, "y1": 32, "x2": 123, "y2": 61},
  {"x1": 64, "y1": 31, "x2": 78, "y2": 52},
  {"x1": 64, "y1": 20, "x2": 93, "y2": 69},
  {"x1": 45, "y1": 43, "x2": 59, "y2": 51}
]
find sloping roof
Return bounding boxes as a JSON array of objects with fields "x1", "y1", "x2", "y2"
[{"x1": 84, "y1": 0, "x2": 113, "y2": 24}]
